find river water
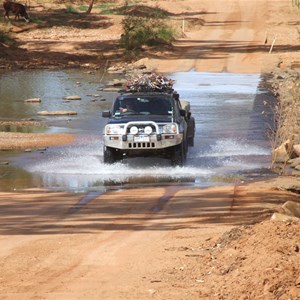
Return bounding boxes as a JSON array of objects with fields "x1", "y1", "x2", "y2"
[{"x1": 0, "y1": 70, "x2": 274, "y2": 192}]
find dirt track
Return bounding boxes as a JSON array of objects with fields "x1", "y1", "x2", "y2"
[
  {"x1": 0, "y1": 180, "x2": 299, "y2": 300},
  {"x1": 154, "y1": 0, "x2": 272, "y2": 73},
  {"x1": 1, "y1": 1, "x2": 300, "y2": 299},
  {"x1": 1, "y1": 0, "x2": 299, "y2": 73}
]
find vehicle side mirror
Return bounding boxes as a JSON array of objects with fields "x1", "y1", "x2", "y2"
[
  {"x1": 102, "y1": 110, "x2": 111, "y2": 118},
  {"x1": 180, "y1": 109, "x2": 186, "y2": 117}
]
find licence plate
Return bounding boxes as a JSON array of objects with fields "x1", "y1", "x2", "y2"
[{"x1": 134, "y1": 135, "x2": 150, "y2": 142}]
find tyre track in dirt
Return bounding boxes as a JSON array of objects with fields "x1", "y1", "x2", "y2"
[
  {"x1": 199, "y1": 0, "x2": 266, "y2": 73},
  {"x1": 155, "y1": 0, "x2": 269, "y2": 73},
  {"x1": 0, "y1": 180, "x2": 298, "y2": 299}
]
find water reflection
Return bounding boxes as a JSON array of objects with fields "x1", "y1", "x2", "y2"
[{"x1": 0, "y1": 69, "x2": 117, "y2": 131}]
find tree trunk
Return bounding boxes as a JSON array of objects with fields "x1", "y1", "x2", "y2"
[{"x1": 86, "y1": 0, "x2": 95, "y2": 14}]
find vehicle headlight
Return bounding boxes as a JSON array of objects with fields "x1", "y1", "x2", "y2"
[
  {"x1": 130, "y1": 126, "x2": 138, "y2": 135},
  {"x1": 144, "y1": 126, "x2": 152, "y2": 135},
  {"x1": 161, "y1": 123, "x2": 178, "y2": 134},
  {"x1": 105, "y1": 124, "x2": 124, "y2": 135}
]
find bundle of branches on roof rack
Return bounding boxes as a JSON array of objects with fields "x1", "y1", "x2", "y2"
[{"x1": 125, "y1": 73, "x2": 175, "y2": 93}]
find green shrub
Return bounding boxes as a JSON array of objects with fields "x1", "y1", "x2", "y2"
[
  {"x1": 0, "y1": 29, "x2": 14, "y2": 46},
  {"x1": 120, "y1": 16, "x2": 175, "y2": 50},
  {"x1": 29, "y1": 18, "x2": 45, "y2": 24},
  {"x1": 155, "y1": 24, "x2": 175, "y2": 43},
  {"x1": 0, "y1": 31, "x2": 6, "y2": 43},
  {"x1": 65, "y1": 5, "x2": 78, "y2": 14},
  {"x1": 78, "y1": 5, "x2": 88, "y2": 11},
  {"x1": 97, "y1": 3, "x2": 115, "y2": 15}
]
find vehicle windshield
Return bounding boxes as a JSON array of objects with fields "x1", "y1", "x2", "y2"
[{"x1": 113, "y1": 96, "x2": 172, "y2": 116}]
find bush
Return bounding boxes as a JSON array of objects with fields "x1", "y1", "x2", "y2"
[
  {"x1": 65, "y1": 5, "x2": 78, "y2": 14},
  {"x1": 0, "y1": 31, "x2": 6, "y2": 43},
  {"x1": 120, "y1": 15, "x2": 175, "y2": 50},
  {"x1": 0, "y1": 28, "x2": 14, "y2": 46}
]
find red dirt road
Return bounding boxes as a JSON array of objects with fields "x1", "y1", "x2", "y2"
[
  {"x1": 0, "y1": 181, "x2": 299, "y2": 299},
  {"x1": 154, "y1": 0, "x2": 269, "y2": 73},
  {"x1": 142, "y1": 0, "x2": 299, "y2": 74}
]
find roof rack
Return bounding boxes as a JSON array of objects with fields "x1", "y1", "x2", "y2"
[{"x1": 125, "y1": 73, "x2": 175, "y2": 93}]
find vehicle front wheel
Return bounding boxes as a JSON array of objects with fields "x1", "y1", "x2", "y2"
[
  {"x1": 103, "y1": 147, "x2": 116, "y2": 164},
  {"x1": 171, "y1": 143, "x2": 186, "y2": 167}
]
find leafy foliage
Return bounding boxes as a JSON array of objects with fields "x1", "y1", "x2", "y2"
[
  {"x1": 120, "y1": 16, "x2": 175, "y2": 50},
  {"x1": 65, "y1": 5, "x2": 79, "y2": 14},
  {"x1": 97, "y1": 2, "x2": 116, "y2": 15},
  {"x1": 0, "y1": 27, "x2": 14, "y2": 46}
]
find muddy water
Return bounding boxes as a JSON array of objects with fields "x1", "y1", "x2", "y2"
[{"x1": 0, "y1": 70, "x2": 274, "y2": 192}]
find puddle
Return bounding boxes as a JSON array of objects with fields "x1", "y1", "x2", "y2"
[{"x1": 0, "y1": 70, "x2": 275, "y2": 192}]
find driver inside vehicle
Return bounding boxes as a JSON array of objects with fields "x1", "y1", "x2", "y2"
[{"x1": 119, "y1": 100, "x2": 136, "y2": 113}]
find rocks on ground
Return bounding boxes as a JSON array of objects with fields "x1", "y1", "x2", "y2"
[{"x1": 269, "y1": 66, "x2": 300, "y2": 180}]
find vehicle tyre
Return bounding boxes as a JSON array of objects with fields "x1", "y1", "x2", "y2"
[
  {"x1": 187, "y1": 117, "x2": 195, "y2": 147},
  {"x1": 103, "y1": 146, "x2": 116, "y2": 164},
  {"x1": 171, "y1": 143, "x2": 185, "y2": 167}
]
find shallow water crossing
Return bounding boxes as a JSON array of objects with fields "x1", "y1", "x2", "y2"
[{"x1": 0, "y1": 70, "x2": 274, "y2": 192}]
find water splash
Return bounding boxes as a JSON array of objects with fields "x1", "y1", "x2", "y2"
[{"x1": 199, "y1": 138, "x2": 270, "y2": 157}]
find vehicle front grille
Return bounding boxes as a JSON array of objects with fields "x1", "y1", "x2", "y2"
[{"x1": 128, "y1": 142, "x2": 156, "y2": 148}]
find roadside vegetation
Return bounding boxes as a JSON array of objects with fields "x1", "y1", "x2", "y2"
[
  {"x1": 0, "y1": 29, "x2": 8, "y2": 44},
  {"x1": 65, "y1": 5, "x2": 80, "y2": 14},
  {"x1": 0, "y1": 25, "x2": 14, "y2": 47},
  {"x1": 120, "y1": 15, "x2": 176, "y2": 52},
  {"x1": 1, "y1": 0, "x2": 176, "y2": 51},
  {"x1": 91, "y1": 1, "x2": 177, "y2": 53}
]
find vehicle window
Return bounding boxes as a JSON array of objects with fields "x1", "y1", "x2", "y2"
[
  {"x1": 113, "y1": 96, "x2": 172, "y2": 116},
  {"x1": 149, "y1": 98, "x2": 172, "y2": 115},
  {"x1": 113, "y1": 98, "x2": 138, "y2": 115}
]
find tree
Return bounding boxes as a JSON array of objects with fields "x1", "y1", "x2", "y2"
[{"x1": 86, "y1": 0, "x2": 95, "y2": 14}]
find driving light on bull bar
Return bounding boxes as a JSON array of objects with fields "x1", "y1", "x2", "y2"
[
  {"x1": 162, "y1": 123, "x2": 178, "y2": 134},
  {"x1": 144, "y1": 126, "x2": 152, "y2": 135},
  {"x1": 130, "y1": 126, "x2": 139, "y2": 135},
  {"x1": 105, "y1": 124, "x2": 124, "y2": 135}
]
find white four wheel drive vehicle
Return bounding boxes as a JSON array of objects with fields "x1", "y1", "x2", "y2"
[{"x1": 102, "y1": 91, "x2": 195, "y2": 166}]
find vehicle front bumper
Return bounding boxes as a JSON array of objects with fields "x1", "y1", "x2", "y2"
[{"x1": 103, "y1": 133, "x2": 183, "y2": 150}]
